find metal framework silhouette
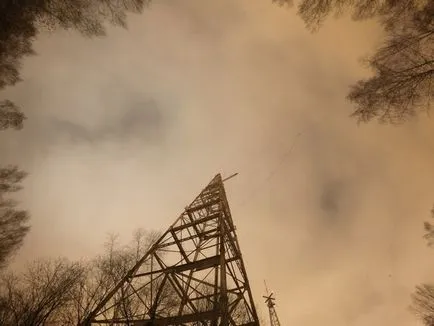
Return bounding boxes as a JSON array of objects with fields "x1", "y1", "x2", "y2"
[
  {"x1": 84, "y1": 173, "x2": 259, "y2": 326},
  {"x1": 263, "y1": 287, "x2": 281, "y2": 326}
]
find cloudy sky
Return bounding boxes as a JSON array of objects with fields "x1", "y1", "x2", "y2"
[{"x1": 2, "y1": 0, "x2": 434, "y2": 325}]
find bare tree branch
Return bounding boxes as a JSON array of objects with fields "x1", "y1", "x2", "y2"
[{"x1": 276, "y1": 0, "x2": 433, "y2": 123}]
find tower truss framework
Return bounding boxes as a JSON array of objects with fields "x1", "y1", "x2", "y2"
[
  {"x1": 84, "y1": 174, "x2": 260, "y2": 326},
  {"x1": 263, "y1": 291, "x2": 281, "y2": 326}
]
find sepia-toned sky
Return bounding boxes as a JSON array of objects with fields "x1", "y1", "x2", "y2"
[{"x1": 2, "y1": 0, "x2": 434, "y2": 324}]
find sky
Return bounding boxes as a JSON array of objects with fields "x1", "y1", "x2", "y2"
[{"x1": 2, "y1": 0, "x2": 434, "y2": 325}]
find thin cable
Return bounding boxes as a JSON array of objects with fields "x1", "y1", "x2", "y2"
[{"x1": 237, "y1": 131, "x2": 304, "y2": 209}]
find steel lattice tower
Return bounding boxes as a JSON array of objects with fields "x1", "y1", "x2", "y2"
[
  {"x1": 83, "y1": 174, "x2": 259, "y2": 326},
  {"x1": 263, "y1": 286, "x2": 281, "y2": 326}
]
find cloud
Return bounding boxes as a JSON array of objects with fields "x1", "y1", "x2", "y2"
[
  {"x1": 319, "y1": 180, "x2": 343, "y2": 219},
  {"x1": 50, "y1": 99, "x2": 164, "y2": 145},
  {"x1": 2, "y1": 1, "x2": 434, "y2": 325}
]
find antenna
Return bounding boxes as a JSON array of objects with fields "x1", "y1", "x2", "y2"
[
  {"x1": 263, "y1": 281, "x2": 281, "y2": 326},
  {"x1": 264, "y1": 280, "x2": 270, "y2": 295},
  {"x1": 222, "y1": 172, "x2": 239, "y2": 182}
]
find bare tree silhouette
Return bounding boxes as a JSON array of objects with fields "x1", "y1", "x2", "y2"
[
  {"x1": 274, "y1": 0, "x2": 433, "y2": 124},
  {"x1": 51, "y1": 230, "x2": 159, "y2": 325},
  {"x1": 0, "y1": 230, "x2": 160, "y2": 325},
  {"x1": 411, "y1": 207, "x2": 434, "y2": 325},
  {"x1": 411, "y1": 284, "x2": 434, "y2": 326},
  {"x1": 0, "y1": 0, "x2": 149, "y2": 92},
  {"x1": 0, "y1": 258, "x2": 84, "y2": 326}
]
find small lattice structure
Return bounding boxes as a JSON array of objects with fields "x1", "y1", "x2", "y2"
[{"x1": 263, "y1": 291, "x2": 281, "y2": 326}]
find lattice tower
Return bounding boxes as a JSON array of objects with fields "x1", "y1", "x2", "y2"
[{"x1": 83, "y1": 174, "x2": 259, "y2": 326}]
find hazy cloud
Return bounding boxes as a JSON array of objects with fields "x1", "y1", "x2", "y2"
[
  {"x1": 319, "y1": 180, "x2": 344, "y2": 220},
  {"x1": 2, "y1": 0, "x2": 434, "y2": 325},
  {"x1": 50, "y1": 99, "x2": 164, "y2": 144}
]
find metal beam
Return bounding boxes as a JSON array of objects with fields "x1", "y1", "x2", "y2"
[{"x1": 135, "y1": 255, "x2": 220, "y2": 278}]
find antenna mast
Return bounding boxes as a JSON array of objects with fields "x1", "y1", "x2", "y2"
[{"x1": 263, "y1": 281, "x2": 281, "y2": 326}]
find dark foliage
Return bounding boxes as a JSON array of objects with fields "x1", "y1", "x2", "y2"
[
  {"x1": 0, "y1": 166, "x2": 29, "y2": 269},
  {"x1": 0, "y1": 100, "x2": 26, "y2": 130},
  {"x1": 274, "y1": 0, "x2": 433, "y2": 124}
]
